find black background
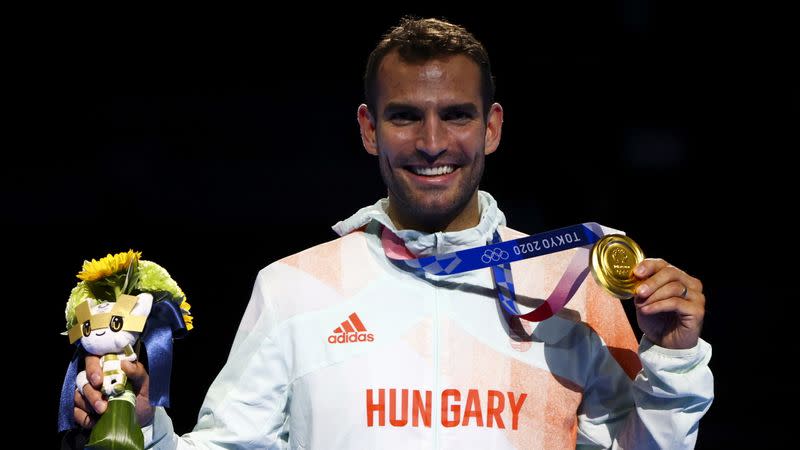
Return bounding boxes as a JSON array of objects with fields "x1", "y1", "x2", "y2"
[{"x1": 4, "y1": 2, "x2": 795, "y2": 448}]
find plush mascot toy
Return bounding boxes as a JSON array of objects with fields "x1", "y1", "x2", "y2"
[{"x1": 59, "y1": 250, "x2": 192, "y2": 450}]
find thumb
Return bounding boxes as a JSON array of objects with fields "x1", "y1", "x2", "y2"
[
  {"x1": 121, "y1": 360, "x2": 150, "y2": 397},
  {"x1": 121, "y1": 359, "x2": 155, "y2": 427}
]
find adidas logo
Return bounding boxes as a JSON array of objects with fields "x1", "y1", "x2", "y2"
[{"x1": 327, "y1": 312, "x2": 374, "y2": 344}]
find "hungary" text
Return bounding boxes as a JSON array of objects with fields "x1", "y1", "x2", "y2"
[{"x1": 366, "y1": 388, "x2": 527, "y2": 430}]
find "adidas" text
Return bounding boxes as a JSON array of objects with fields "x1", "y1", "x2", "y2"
[
  {"x1": 328, "y1": 312, "x2": 374, "y2": 344},
  {"x1": 328, "y1": 332, "x2": 375, "y2": 343}
]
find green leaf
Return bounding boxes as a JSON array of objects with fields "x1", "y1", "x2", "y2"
[
  {"x1": 149, "y1": 290, "x2": 174, "y2": 304},
  {"x1": 122, "y1": 257, "x2": 140, "y2": 295},
  {"x1": 87, "y1": 280, "x2": 117, "y2": 303},
  {"x1": 87, "y1": 384, "x2": 144, "y2": 450},
  {"x1": 86, "y1": 271, "x2": 129, "y2": 302}
]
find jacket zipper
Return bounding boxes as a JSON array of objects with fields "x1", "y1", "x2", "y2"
[{"x1": 433, "y1": 278, "x2": 440, "y2": 449}]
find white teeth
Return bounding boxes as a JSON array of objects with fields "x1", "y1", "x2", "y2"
[{"x1": 411, "y1": 165, "x2": 455, "y2": 176}]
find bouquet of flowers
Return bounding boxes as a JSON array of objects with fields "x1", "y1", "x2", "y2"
[{"x1": 59, "y1": 250, "x2": 192, "y2": 450}]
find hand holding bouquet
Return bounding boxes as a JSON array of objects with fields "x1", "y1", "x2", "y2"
[{"x1": 59, "y1": 250, "x2": 192, "y2": 450}]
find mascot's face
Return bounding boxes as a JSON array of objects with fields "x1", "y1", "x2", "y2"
[
  {"x1": 78, "y1": 293, "x2": 153, "y2": 355},
  {"x1": 80, "y1": 302, "x2": 137, "y2": 354}
]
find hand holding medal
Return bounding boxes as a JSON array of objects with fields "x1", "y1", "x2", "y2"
[{"x1": 589, "y1": 234, "x2": 705, "y2": 350}]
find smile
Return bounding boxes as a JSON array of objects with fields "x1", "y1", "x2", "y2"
[
  {"x1": 408, "y1": 165, "x2": 456, "y2": 176},
  {"x1": 95, "y1": 331, "x2": 106, "y2": 336}
]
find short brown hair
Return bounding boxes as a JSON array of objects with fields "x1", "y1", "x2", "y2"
[{"x1": 364, "y1": 17, "x2": 495, "y2": 117}]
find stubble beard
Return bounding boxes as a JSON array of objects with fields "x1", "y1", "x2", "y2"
[{"x1": 379, "y1": 154, "x2": 485, "y2": 231}]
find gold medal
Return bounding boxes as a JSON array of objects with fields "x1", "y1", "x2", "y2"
[{"x1": 589, "y1": 234, "x2": 644, "y2": 299}]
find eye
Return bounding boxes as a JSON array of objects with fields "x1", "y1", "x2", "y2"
[
  {"x1": 82, "y1": 320, "x2": 91, "y2": 337},
  {"x1": 443, "y1": 110, "x2": 473, "y2": 123},
  {"x1": 388, "y1": 111, "x2": 419, "y2": 125},
  {"x1": 109, "y1": 316, "x2": 124, "y2": 332}
]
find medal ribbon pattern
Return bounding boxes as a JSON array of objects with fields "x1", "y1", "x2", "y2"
[{"x1": 381, "y1": 222, "x2": 608, "y2": 321}]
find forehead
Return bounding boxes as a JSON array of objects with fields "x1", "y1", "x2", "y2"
[{"x1": 375, "y1": 51, "x2": 483, "y2": 110}]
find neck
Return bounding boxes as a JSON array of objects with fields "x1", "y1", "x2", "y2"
[{"x1": 386, "y1": 191, "x2": 481, "y2": 233}]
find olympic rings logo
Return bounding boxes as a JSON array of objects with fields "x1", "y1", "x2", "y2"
[{"x1": 481, "y1": 248, "x2": 509, "y2": 264}]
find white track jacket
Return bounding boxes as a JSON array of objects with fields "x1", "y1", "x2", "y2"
[{"x1": 145, "y1": 192, "x2": 713, "y2": 449}]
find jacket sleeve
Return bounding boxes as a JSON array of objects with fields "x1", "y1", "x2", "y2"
[
  {"x1": 144, "y1": 270, "x2": 291, "y2": 449},
  {"x1": 576, "y1": 333, "x2": 714, "y2": 449}
]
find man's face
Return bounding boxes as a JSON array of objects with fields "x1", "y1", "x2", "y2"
[{"x1": 358, "y1": 51, "x2": 503, "y2": 230}]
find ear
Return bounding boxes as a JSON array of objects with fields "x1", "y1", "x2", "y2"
[
  {"x1": 131, "y1": 293, "x2": 154, "y2": 318},
  {"x1": 483, "y1": 102, "x2": 504, "y2": 155},
  {"x1": 357, "y1": 104, "x2": 379, "y2": 155}
]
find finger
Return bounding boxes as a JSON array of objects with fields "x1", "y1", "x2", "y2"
[
  {"x1": 638, "y1": 296, "x2": 704, "y2": 316},
  {"x1": 74, "y1": 388, "x2": 90, "y2": 413},
  {"x1": 682, "y1": 286, "x2": 706, "y2": 310},
  {"x1": 633, "y1": 258, "x2": 668, "y2": 279},
  {"x1": 122, "y1": 360, "x2": 150, "y2": 396},
  {"x1": 76, "y1": 371, "x2": 89, "y2": 397},
  {"x1": 74, "y1": 405, "x2": 97, "y2": 429},
  {"x1": 635, "y1": 258, "x2": 704, "y2": 292},
  {"x1": 685, "y1": 275, "x2": 703, "y2": 293},
  {"x1": 81, "y1": 378, "x2": 107, "y2": 414},
  {"x1": 73, "y1": 390, "x2": 97, "y2": 429},
  {"x1": 85, "y1": 355, "x2": 103, "y2": 388},
  {"x1": 122, "y1": 360, "x2": 156, "y2": 427},
  {"x1": 638, "y1": 270, "x2": 703, "y2": 299},
  {"x1": 636, "y1": 258, "x2": 703, "y2": 296},
  {"x1": 636, "y1": 280, "x2": 688, "y2": 307}
]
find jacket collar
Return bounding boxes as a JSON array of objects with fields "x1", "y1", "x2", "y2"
[{"x1": 332, "y1": 191, "x2": 506, "y2": 256}]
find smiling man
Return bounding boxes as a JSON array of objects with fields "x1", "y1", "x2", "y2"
[
  {"x1": 71, "y1": 17, "x2": 713, "y2": 449},
  {"x1": 357, "y1": 49, "x2": 503, "y2": 233}
]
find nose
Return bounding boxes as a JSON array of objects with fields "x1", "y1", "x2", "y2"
[{"x1": 415, "y1": 115, "x2": 448, "y2": 158}]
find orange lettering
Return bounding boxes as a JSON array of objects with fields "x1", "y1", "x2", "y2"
[
  {"x1": 462, "y1": 389, "x2": 484, "y2": 427},
  {"x1": 441, "y1": 389, "x2": 460, "y2": 427},
  {"x1": 412, "y1": 390, "x2": 431, "y2": 427},
  {"x1": 389, "y1": 389, "x2": 409, "y2": 426},
  {"x1": 366, "y1": 389, "x2": 385, "y2": 426},
  {"x1": 486, "y1": 390, "x2": 505, "y2": 429},
  {"x1": 507, "y1": 392, "x2": 527, "y2": 431},
  {"x1": 367, "y1": 388, "x2": 527, "y2": 430}
]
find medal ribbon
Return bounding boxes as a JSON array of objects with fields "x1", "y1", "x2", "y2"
[{"x1": 381, "y1": 222, "x2": 607, "y2": 321}]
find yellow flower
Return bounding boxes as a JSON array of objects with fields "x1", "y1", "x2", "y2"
[
  {"x1": 180, "y1": 297, "x2": 193, "y2": 331},
  {"x1": 77, "y1": 250, "x2": 141, "y2": 281}
]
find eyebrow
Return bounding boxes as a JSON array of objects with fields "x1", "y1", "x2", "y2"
[
  {"x1": 441, "y1": 103, "x2": 479, "y2": 116},
  {"x1": 383, "y1": 102, "x2": 479, "y2": 117}
]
